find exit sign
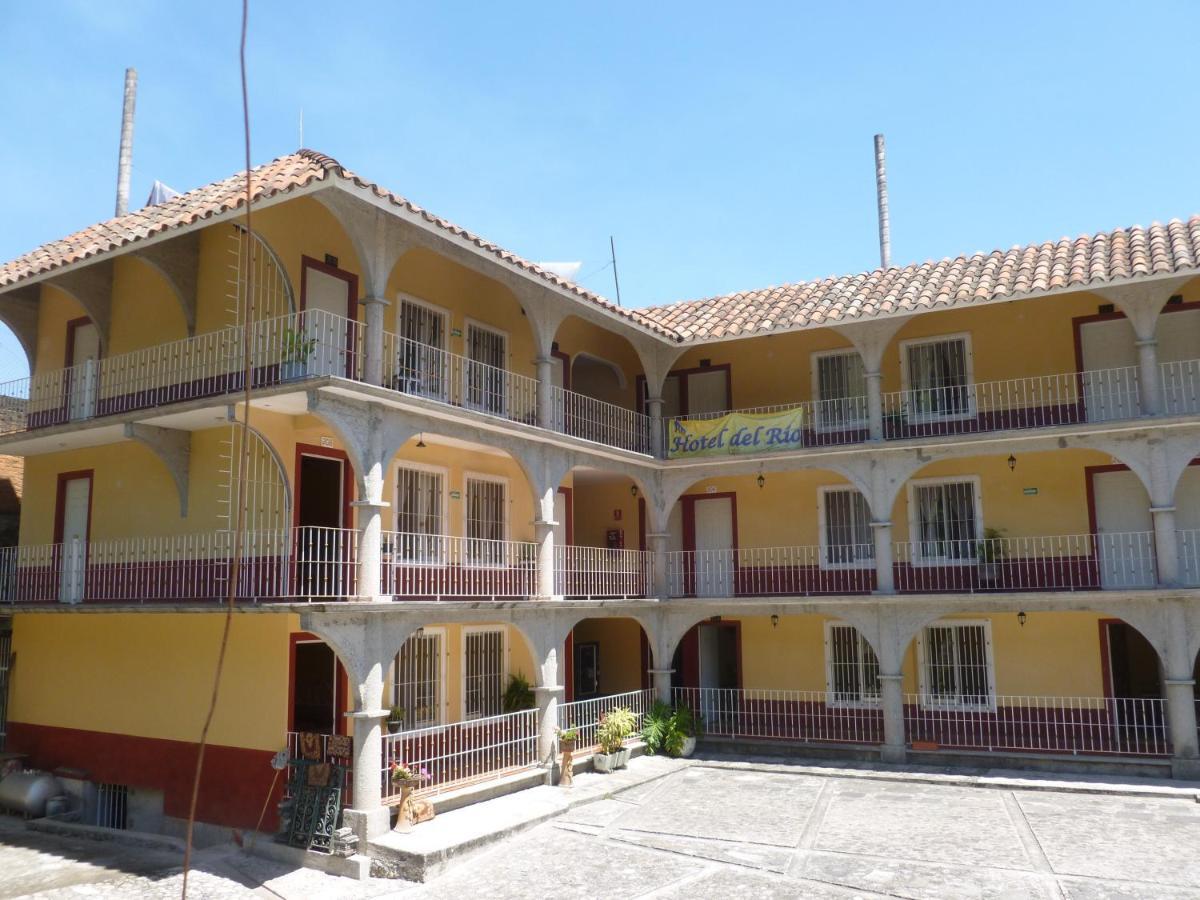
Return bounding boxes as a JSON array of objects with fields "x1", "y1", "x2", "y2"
[{"x1": 1023, "y1": 487, "x2": 1039, "y2": 496}]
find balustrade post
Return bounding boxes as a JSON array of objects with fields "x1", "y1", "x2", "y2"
[
  {"x1": 351, "y1": 499, "x2": 389, "y2": 600},
  {"x1": 1151, "y1": 506, "x2": 1180, "y2": 586},
  {"x1": 361, "y1": 296, "x2": 388, "y2": 387},
  {"x1": 879, "y1": 673, "x2": 906, "y2": 763},
  {"x1": 646, "y1": 396, "x2": 665, "y2": 458},
  {"x1": 533, "y1": 519, "x2": 557, "y2": 600},
  {"x1": 865, "y1": 370, "x2": 883, "y2": 440},
  {"x1": 871, "y1": 521, "x2": 894, "y2": 593},
  {"x1": 646, "y1": 532, "x2": 670, "y2": 599},
  {"x1": 1136, "y1": 337, "x2": 1162, "y2": 416}
]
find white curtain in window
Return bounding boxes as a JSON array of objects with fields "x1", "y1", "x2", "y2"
[
  {"x1": 914, "y1": 481, "x2": 977, "y2": 559},
  {"x1": 921, "y1": 623, "x2": 991, "y2": 708},
  {"x1": 817, "y1": 352, "x2": 867, "y2": 425},
  {"x1": 907, "y1": 339, "x2": 969, "y2": 416},
  {"x1": 395, "y1": 467, "x2": 443, "y2": 561},
  {"x1": 823, "y1": 489, "x2": 875, "y2": 566}
]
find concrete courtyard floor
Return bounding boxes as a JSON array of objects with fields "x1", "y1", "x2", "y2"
[{"x1": 3, "y1": 758, "x2": 1200, "y2": 898}]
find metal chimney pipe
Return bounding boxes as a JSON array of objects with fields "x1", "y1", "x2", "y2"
[
  {"x1": 115, "y1": 68, "x2": 138, "y2": 217},
  {"x1": 873, "y1": 133, "x2": 891, "y2": 270}
]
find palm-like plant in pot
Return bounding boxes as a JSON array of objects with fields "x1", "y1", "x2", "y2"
[{"x1": 592, "y1": 706, "x2": 636, "y2": 773}]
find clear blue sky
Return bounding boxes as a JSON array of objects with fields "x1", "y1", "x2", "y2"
[{"x1": 3, "y1": 1, "x2": 1200, "y2": 382}]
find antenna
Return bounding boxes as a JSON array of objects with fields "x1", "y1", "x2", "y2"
[
  {"x1": 609, "y1": 235, "x2": 623, "y2": 306},
  {"x1": 873, "y1": 133, "x2": 891, "y2": 269},
  {"x1": 115, "y1": 67, "x2": 138, "y2": 217}
]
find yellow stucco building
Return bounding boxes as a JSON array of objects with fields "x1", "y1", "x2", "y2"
[{"x1": 0, "y1": 150, "x2": 1198, "y2": 841}]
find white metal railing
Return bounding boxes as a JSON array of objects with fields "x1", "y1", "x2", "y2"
[
  {"x1": 557, "y1": 689, "x2": 655, "y2": 754},
  {"x1": 1180, "y1": 529, "x2": 1200, "y2": 587},
  {"x1": 381, "y1": 707, "x2": 538, "y2": 801},
  {"x1": 284, "y1": 731, "x2": 352, "y2": 803},
  {"x1": 1161, "y1": 359, "x2": 1200, "y2": 417},
  {"x1": 663, "y1": 397, "x2": 869, "y2": 457},
  {"x1": 882, "y1": 364, "x2": 1144, "y2": 439},
  {"x1": 904, "y1": 694, "x2": 1170, "y2": 757},
  {"x1": 664, "y1": 546, "x2": 876, "y2": 598},
  {"x1": 0, "y1": 309, "x2": 361, "y2": 435},
  {"x1": 549, "y1": 387, "x2": 652, "y2": 454},
  {"x1": 381, "y1": 531, "x2": 537, "y2": 599},
  {"x1": 674, "y1": 687, "x2": 885, "y2": 745},
  {"x1": 893, "y1": 531, "x2": 1158, "y2": 593},
  {"x1": 554, "y1": 546, "x2": 652, "y2": 598},
  {"x1": 0, "y1": 526, "x2": 358, "y2": 604},
  {"x1": 382, "y1": 332, "x2": 538, "y2": 426}
]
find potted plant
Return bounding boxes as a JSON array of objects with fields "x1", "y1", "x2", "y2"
[
  {"x1": 279, "y1": 328, "x2": 317, "y2": 381},
  {"x1": 642, "y1": 701, "x2": 701, "y2": 758},
  {"x1": 592, "y1": 706, "x2": 636, "y2": 773},
  {"x1": 557, "y1": 725, "x2": 578, "y2": 787},
  {"x1": 387, "y1": 705, "x2": 405, "y2": 734},
  {"x1": 501, "y1": 672, "x2": 535, "y2": 712},
  {"x1": 390, "y1": 760, "x2": 430, "y2": 833},
  {"x1": 673, "y1": 703, "x2": 701, "y2": 758},
  {"x1": 977, "y1": 527, "x2": 1006, "y2": 583}
]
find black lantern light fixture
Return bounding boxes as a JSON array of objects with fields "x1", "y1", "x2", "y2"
[
  {"x1": 771, "y1": 614, "x2": 779, "y2": 629},
  {"x1": 1007, "y1": 454, "x2": 1017, "y2": 472},
  {"x1": 630, "y1": 484, "x2": 639, "y2": 498},
  {"x1": 1017, "y1": 610, "x2": 1027, "y2": 627},
  {"x1": 416, "y1": 433, "x2": 427, "y2": 449},
  {"x1": 757, "y1": 473, "x2": 766, "y2": 490}
]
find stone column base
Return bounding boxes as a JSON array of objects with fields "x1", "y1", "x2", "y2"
[
  {"x1": 880, "y1": 745, "x2": 907, "y2": 764},
  {"x1": 342, "y1": 807, "x2": 391, "y2": 843},
  {"x1": 1171, "y1": 758, "x2": 1200, "y2": 781}
]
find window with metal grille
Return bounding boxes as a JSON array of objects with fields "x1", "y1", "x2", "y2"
[
  {"x1": 392, "y1": 629, "x2": 443, "y2": 728},
  {"x1": 465, "y1": 476, "x2": 506, "y2": 565},
  {"x1": 918, "y1": 621, "x2": 993, "y2": 710},
  {"x1": 814, "y1": 351, "x2": 867, "y2": 427},
  {"x1": 396, "y1": 299, "x2": 447, "y2": 399},
  {"x1": 820, "y1": 487, "x2": 875, "y2": 568},
  {"x1": 95, "y1": 783, "x2": 129, "y2": 830},
  {"x1": 464, "y1": 628, "x2": 505, "y2": 720},
  {"x1": 394, "y1": 466, "x2": 444, "y2": 562},
  {"x1": 904, "y1": 335, "x2": 972, "y2": 418},
  {"x1": 911, "y1": 479, "x2": 979, "y2": 562},
  {"x1": 825, "y1": 623, "x2": 881, "y2": 705},
  {"x1": 465, "y1": 324, "x2": 507, "y2": 414},
  {"x1": 0, "y1": 629, "x2": 10, "y2": 752}
]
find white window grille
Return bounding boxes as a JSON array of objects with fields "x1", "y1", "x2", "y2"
[
  {"x1": 465, "y1": 323, "x2": 507, "y2": 415},
  {"x1": 825, "y1": 623, "x2": 881, "y2": 706},
  {"x1": 392, "y1": 628, "x2": 444, "y2": 728},
  {"x1": 918, "y1": 620, "x2": 994, "y2": 710},
  {"x1": 909, "y1": 478, "x2": 980, "y2": 563},
  {"x1": 903, "y1": 335, "x2": 973, "y2": 420},
  {"x1": 819, "y1": 487, "x2": 875, "y2": 568},
  {"x1": 465, "y1": 476, "x2": 506, "y2": 566},
  {"x1": 813, "y1": 350, "x2": 867, "y2": 427},
  {"x1": 395, "y1": 298, "x2": 448, "y2": 399},
  {"x1": 394, "y1": 465, "x2": 445, "y2": 562},
  {"x1": 0, "y1": 630, "x2": 10, "y2": 751},
  {"x1": 463, "y1": 627, "x2": 506, "y2": 720}
]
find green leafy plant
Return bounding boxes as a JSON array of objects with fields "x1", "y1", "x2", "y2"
[
  {"x1": 977, "y1": 527, "x2": 1006, "y2": 565},
  {"x1": 388, "y1": 704, "x2": 404, "y2": 723},
  {"x1": 557, "y1": 725, "x2": 578, "y2": 743},
  {"x1": 501, "y1": 672, "x2": 536, "y2": 712},
  {"x1": 281, "y1": 328, "x2": 317, "y2": 365},
  {"x1": 642, "y1": 701, "x2": 701, "y2": 757},
  {"x1": 596, "y1": 706, "x2": 636, "y2": 754}
]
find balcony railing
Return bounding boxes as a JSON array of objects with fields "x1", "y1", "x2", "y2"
[
  {"x1": 557, "y1": 689, "x2": 655, "y2": 755},
  {"x1": 1180, "y1": 529, "x2": 1200, "y2": 587},
  {"x1": 664, "y1": 531, "x2": 1159, "y2": 598},
  {"x1": 673, "y1": 687, "x2": 885, "y2": 745},
  {"x1": 554, "y1": 546, "x2": 652, "y2": 598},
  {"x1": 380, "y1": 531, "x2": 537, "y2": 599},
  {"x1": 381, "y1": 708, "x2": 538, "y2": 801},
  {"x1": 549, "y1": 386, "x2": 652, "y2": 454}
]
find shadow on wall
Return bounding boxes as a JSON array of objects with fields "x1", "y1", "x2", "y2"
[{"x1": 0, "y1": 451, "x2": 21, "y2": 548}]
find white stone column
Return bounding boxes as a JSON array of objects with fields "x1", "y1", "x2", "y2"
[
  {"x1": 865, "y1": 370, "x2": 884, "y2": 440},
  {"x1": 871, "y1": 521, "x2": 894, "y2": 594},
  {"x1": 534, "y1": 684, "x2": 564, "y2": 771},
  {"x1": 360, "y1": 296, "x2": 388, "y2": 388},
  {"x1": 343, "y1": 666, "x2": 389, "y2": 841},
  {"x1": 535, "y1": 356, "x2": 557, "y2": 431},
  {"x1": 646, "y1": 532, "x2": 670, "y2": 599},
  {"x1": 1136, "y1": 337, "x2": 1162, "y2": 416},
  {"x1": 648, "y1": 667, "x2": 675, "y2": 705},
  {"x1": 351, "y1": 500, "x2": 389, "y2": 600},
  {"x1": 1151, "y1": 505, "x2": 1180, "y2": 586},
  {"x1": 879, "y1": 673, "x2": 906, "y2": 763},
  {"x1": 647, "y1": 396, "x2": 665, "y2": 458},
  {"x1": 533, "y1": 518, "x2": 557, "y2": 600},
  {"x1": 1166, "y1": 677, "x2": 1200, "y2": 778}
]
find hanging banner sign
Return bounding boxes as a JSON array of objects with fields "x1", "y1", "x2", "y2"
[{"x1": 666, "y1": 407, "x2": 807, "y2": 459}]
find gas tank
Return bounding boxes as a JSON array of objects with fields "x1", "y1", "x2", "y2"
[{"x1": 0, "y1": 771, "x2": 64, "y2": 818}]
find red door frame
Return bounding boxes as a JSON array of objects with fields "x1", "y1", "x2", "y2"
[
  {"x1": 53, "y1": 469, "x2": 95, "y2": 544},
  {"x1": 1085, "y1": 459, "x2": 1200, "y2": 535},
  {"x1": 636, "y1": 363, "x2": 734, "y2": 415},
  {"x1": 678, "y1": 619, "x2": 743, "y2": 689},
  {"x1": 1071, "y1": 298, "x2": 1200, "y2": 373},
  {"x1": 63, "y1": 317, "x2": 98, "y2": 418},
  {"x1": 677, "y1": 491, "x2": 739, "y2": 596},
  {"x1": 288, "y1": 631, "x2": 349, "y2": 734},
  {"x1": 300, "y1": 255, "x2": 360, "y2": 378},
  {"x1": 293, "y1": 444, "x2": 354, "y2": 530}
]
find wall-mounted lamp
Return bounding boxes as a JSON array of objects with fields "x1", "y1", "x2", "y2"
[
  {"x1": 417, "y1": 433, "x2": 427, "y2": 449},
  {"x1": 1007, "y1": 454, "x2": 1017, "y2": 472},
  {"x1": 757, "y1": 473, "x2": 766, "y2": 490},
  {"x1": 1017, "y1": 610, "x2": 1027, "y2": 627},
  {"x1": 771, "y1": 614, "x2": 779, "y2": 629},
  {"x1": 630, "y1": 484, "x2": 639, "y2": 498}
]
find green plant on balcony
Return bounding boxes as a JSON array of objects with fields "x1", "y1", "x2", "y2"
[
  {"x1": 387, "y1": 704, "x2": 405, "y2": 734},
  {"x1": 593, "y1": 706, "x2": 636, "y2": 773},
  {"x1": 280, "y1": 327, "x2": 317, "y2": 379},
  {"x1": 501, "y1": 672, "x2": 535, "y2": 712},
  {"x1": 977, "y1": 527, "x2": 1006, "y2": 581}
]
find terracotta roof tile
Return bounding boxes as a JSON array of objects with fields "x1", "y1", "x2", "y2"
[{"x1": 642, "y1": 218, "x2": 1200, "y2": 342}]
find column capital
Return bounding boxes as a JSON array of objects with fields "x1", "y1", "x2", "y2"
[
  {"x1": 646, "y1": 667, "x2": 676, "y2": 675},
  {"x1": 1134, "y1": 336, "x2": 1159, "y2": 348},
  {"x1": 360, "y1": 295, "x2": 390, "y2": 307},
  {"x1": 645, "y1": 531, "x2": 672, "y2": 539},
  {"x1": 869, "y1": 520, "x2": 893, "y2": 529},
  {"x1": 1164, "y1": 678, "x2": 1197, "y2": 687},
  {"x1": 1149, "y1": 505, "x2": 1177, "y2": 514},
  {"x1": 533, "y1": 684, "x2": 566, "y2": 693},
  {"x1": 344, "y1": 707, "x2": 389, "y2": 719},
  {"x1": 534, "y1": 355, "x2": 556, "y2": 366},
  {"x1": 864, "y1": 370, "x2": 882, "y2": 380},
  {"x1": 877, "y1": 673, "x2": 904, "y2": 681},
  {"x1": 351, "y1": 499, "x2": 391, "y2": 509}
]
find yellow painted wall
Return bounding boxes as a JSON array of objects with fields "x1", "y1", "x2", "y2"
[
  {"x1": 9, "y1": 611, "x2": 296, "y2": 750},
  {"x1": 572, "y1": 477, "x2": 641, "y2": 548},
  {"x1": 553, "y1": 315, "x2": 643, "y2": 410},
  {"x1": 33, "y1": 285, "x2": 88, "y2": 376},
  {"x1": 107, "y1": 256, "x2": 188, "y2": 355},
  {"x1": 735, "y1": 610, "x2": 1108, "y2": 697},
  {"x1": 571, "y1": 618, "x2": 644, "y2": 695}
]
